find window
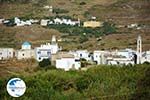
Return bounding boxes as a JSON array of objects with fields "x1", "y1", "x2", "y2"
[
  {"x1": 75, "y1": 59, "x2": 80, "y2": 62},
  {"x1": 22, "y1": 53, "x2": 24, "y2": 56},
  {"x1": 47, "y1": 51, "x2": 51, "y2": 55},
  {"x1": 80, "y1": 54, "x2": 82, "y2": 57},
  {"x1": 38, "y1": 51, "x2": 41, "y2": 54}
]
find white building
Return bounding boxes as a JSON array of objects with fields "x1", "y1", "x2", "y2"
[
  {"x1": 51, "y1": 18, "x2": 80, "y2": 26},
  {"x1": 0, "y1": 18, "x2": 4, "y2": 24},
  {"x1": 14, "y1": 17, "x2": 32, "y2": 26},
  {"x1": 0, "y1": 48, "x2": 14, "y2": 60},
  {"x1": 40, "y1": 19, "x2": 49, "y2": 26},
  {"x1": 56, "y1": 58, "x2": 80, "y2": 71},
  {"x1": 93, "y1": 49, "x2": 135, "y2": 65},
  {"x1": 141, "y1": 51, "x2": 150, "y2": 63},
  {"x1": 69, "y1": 50, "x2": 91, "y2": 61},
  {"x1": 105, "y1": 49, "x2": 135, "y2": 65},
  {"x1": 35, "y1": 36, "x2": 60, "y2": 62},
  {"x1": 115, "y1": 49, "x2": 135, "y2": 59},
  {"x1": 35, "y1": 44, "x2": 52, "y2": 61},
  {"x1": 54, "y1": 52, "x2": 81, "y2": 71},
  {"x1": 93, "y1": 50, "x2": 108, "y2": 65},
  {"x1": 107, "y1": 57, "x2": 134, "y2": 65},
  {"x1": 16, "y1": 50, "x2": 35, "y2": 60},
  {"x1": 16, "y1": 42, "x2": 35, "y2": 60}
]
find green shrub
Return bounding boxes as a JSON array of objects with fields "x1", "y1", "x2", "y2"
[
  {"x1": 1, "y1": 64, "x2": 150, "y2": 99},
  {"x1": 143, "y1": 61, "x2": 150, "y2": 65},
  {"x1": 75, "y1": 77, "x2": 91, "y2": 92},
  {"x1": 101, "y1": 22, "x2": 116, "y2": 34},
  {"x1": 39, "y1": 59, "x2": 51, "y2": 68},
  {"x1": 79, "y1": 35, "x2": 88, "y2": 43},
  {"x1": 79, "y1": 2, "x2": 86, "y2": 5},
  {"x1": 53, "y1": 8, "x2": 69, "y2": 14}
]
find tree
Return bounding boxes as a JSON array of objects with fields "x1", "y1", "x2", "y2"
[
  {"x1": 102, "y1": 22, "x2": 116, "y2": 34},
  {"x1": 39, "y1": 59, "x2": 51, "y2": 68},
  {"x1": 79, "y1": 35, "x2": 88, "y2": 43}
]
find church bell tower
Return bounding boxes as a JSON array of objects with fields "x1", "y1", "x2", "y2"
[
  {"x1": 137, "y1": 35, "x2": 142, "y2": 64},
  {"x1": 51, "y1": 35, "x2": 57, "y2": 45}
]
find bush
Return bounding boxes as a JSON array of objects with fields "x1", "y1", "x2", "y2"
[
  {"x1": 75, "y1": 77, "x2": 91, "y2": 92},
  {"x1": 79, "y1": 2, "x2": 86, "y2": 5},
  {"x1": 131, "y1": 67, "x2": 150, "y2": 100},
  {"x1": 53, "y1": 8, "x2": 69, "y2": 14},
  {"x1": 0, "y1": 64, "x2": 150, "y2": 99},
  {"x1": 143, "y1": 61, "x2": 150, "y2": 65},
  {"x1": 101, "y1": 22, "x2": 116, "y2": 34},
  {"x1": 84, "y1": 11, "x2": 91, "y2": 19},
  {"x1": 79, "y1": 35, "x2": 88, "y2": 43},
  {"x1": 39, "y1": 59, "x2": 51, "y2": 68}
]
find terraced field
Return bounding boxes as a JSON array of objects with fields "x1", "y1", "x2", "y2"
[{"x1": 0, "y1": 0, "x2": 150, "y2": 50}]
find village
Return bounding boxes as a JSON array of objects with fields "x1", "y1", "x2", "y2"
[
  {"x1": 0, "y1": 1, "x2": 150, "y2": 99},
  {"x1": 0, "y1": 4, "x2": 149, "y2": 71},
  {"x1": 0, "y1": 34, "x2": 150, "y2": 71},
  {"x1": 0, "y1": 15, "x2": 144, "y2": 30}
]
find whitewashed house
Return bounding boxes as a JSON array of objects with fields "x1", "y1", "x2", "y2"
[
  {"x1": 56, "y1": 57, "x2": 80, "y2": 71},
  {"x1": 115, "y1": 49, "x2": 135, "y2": 59},
  {"x1": 107, "y1": 57, "x2": 134, "y2": 65},
  {"x1": 54, "y1": 18, "x2": 62, "y2": 24},
  {"x1": 16, "y1": 42, "x2": 35, "y2": 60},
  {"x1": 14, "y1": 17, "x2": 32, "y2": 26},
  {"x1": 69, "y1": 50, "x2": 91, "y2": 61},
  {"x1": 54, "y1": 52, "x2": 81, "y2": 71},
  {"x1": 35, "y1": 36, "x2": 60, "y2": 62},
  {"x1": 35, "y1": 44, "x2": 52, "y2": 61},
  {"x1": 93, "y1": 50, "x2": 108, "y2": 65},
  {"x1": 29, "y1": 19, "x2": 39, "y2": 24},
  {"x1": 0, "y1": 18, "x2": 4, "y2": 24},
  {"x1": 43, "y1": 5, "x2": 52, "y2": 9},
  {"x1": 0, "y1": 48, "x2": 14, "y2": 60},
  {"x1": 52, "y1": 18, "x2": 80, "y2": 26},
  {"x1": 16, "y1": 50, "x2": 35, "y2": 60},
  {"x1": 105, "y1": 49, "x2": 135, "y2": 65},
  {"x1": 48, "y1": 21, "x2": 54, "y2": 25},
  {"x1": 141, "y1": 51, "x2": 150, "y2": 63},
  {"x1": 40, "y1": 19, "x2": 49, "y2": 26},
  {"x1": 14, "y1": 17, "x2": 21, "y2": 24}
]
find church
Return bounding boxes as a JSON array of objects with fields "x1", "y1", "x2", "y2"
[{"x1": 35, "y1": 35, "x2": 60, "y2": 62}]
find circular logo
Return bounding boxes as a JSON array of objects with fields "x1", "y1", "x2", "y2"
[{"x1": 6, "y1": 78, "x2": 26, "y2": 97}]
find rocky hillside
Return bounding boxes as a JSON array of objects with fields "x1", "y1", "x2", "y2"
[{"x1": 0, "y1": 0, "x2": 150, "y2": 50}]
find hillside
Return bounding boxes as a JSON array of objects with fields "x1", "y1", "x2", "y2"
[
  {"x1": 0, "y1": 0, "x2": 150, "y2": 51},
  {"x1": 0, "y1": 64, "x2": 150, "y2": 99}
]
